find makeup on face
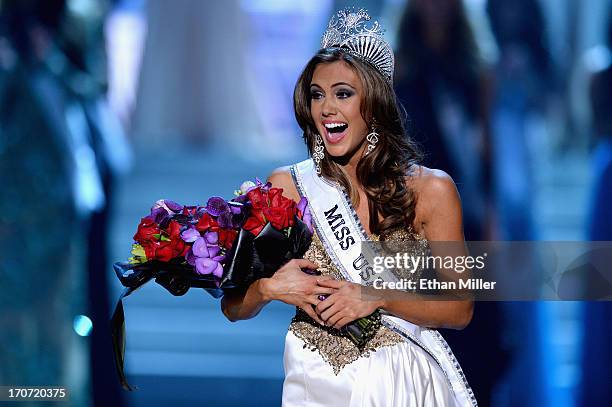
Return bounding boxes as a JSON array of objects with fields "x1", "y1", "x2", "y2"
[{"x1": 309, "y1": 61, "x2": 369, "y2": 158}]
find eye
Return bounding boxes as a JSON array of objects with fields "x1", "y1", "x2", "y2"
[
  {"x1": 310, "y1": 89, "x2": 323, "y2": 100},
  {"x1": 336, "y1": 89, "x2": 354, "y2": 99}
]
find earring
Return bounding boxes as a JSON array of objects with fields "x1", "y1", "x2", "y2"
[
  {"x1": 312, "y1": 134, "x2": 325, "y2": 175},
  {"x1": 365, "y1": 124, "x2": 379, "y2": 156}
]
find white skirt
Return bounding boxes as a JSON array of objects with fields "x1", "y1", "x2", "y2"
[{"x1": 282, "y1": 330, "x2": 463, "y2": 406}]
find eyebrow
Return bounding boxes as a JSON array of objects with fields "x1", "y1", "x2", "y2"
[{"x1": 310, "y1": 82, "x2": 357, "y2": 89}]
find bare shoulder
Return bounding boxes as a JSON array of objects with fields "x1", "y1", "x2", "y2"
[
  {"x1": 406, "y1": 165, "x2": 462, "y2": 227},
  {"x1": 267, "y1": 166, "x2": 301, "y2": 202},
  {"x1": 407, "y1": 165, "x2": 459, "y2": 199}
]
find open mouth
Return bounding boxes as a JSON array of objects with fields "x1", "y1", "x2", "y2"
[{"x1": 323, "y1": 122, "x2": 348, "y2": 143}]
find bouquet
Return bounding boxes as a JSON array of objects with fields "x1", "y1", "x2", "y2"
[
  {"x1": 111, "y1": 180, "x2": 313, "y2": 390},
  {"x1": 114, "y1": 180, "x2": 313, "y2": 297},
  {"x1": 112, "y1": 180, "x2": 380, "y2": 390}
]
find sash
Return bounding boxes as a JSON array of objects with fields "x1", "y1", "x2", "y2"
[{"x1": 291, "y1": 159, "x2": 477, "y2": 407}]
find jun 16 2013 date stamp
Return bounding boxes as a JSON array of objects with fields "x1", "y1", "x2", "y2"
[{"x1": 0, "y1": 386, "x2": 69, "y2": 401}]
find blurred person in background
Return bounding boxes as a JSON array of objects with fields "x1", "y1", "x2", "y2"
[
  {"x1": 0, "y1": 0, "x2": 82, "y2": 398},
  {"x1": 132, "y1": 0, "x2": 259, "y2": 149},
  {"x1": 587, "y1": 9, "x2": 612, "y2": 242},
  {"x1": 582, "y1": 7, "x2": 612, "y2": 405},
  {"x1": 0, "y1": 0, "x2": 130, "y2": 404},
  {"x1": 394, "y1": 1, "x2": 504, "y2": 405},
  {"x1": 486, "y1": 0, "x2": 555, "y2": 241},
  {"x1": 394, "y1": 0, "x2": 493, "y2": 242},
  {"x1": 485, "y1": 3, "x2": 557, "y2": 405}
]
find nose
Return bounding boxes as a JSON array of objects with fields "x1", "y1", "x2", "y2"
[{"x1": 321, "y1": 95, "x2": 337, "y2": 117}]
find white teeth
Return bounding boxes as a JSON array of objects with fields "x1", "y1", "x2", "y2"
[{"x1": 324, "y1": 122, "x2": 347, "y2": 129}]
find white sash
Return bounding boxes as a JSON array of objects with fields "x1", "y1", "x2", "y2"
[{"x1": 290, "y1": 159, "x2": 477, "y2": 407}]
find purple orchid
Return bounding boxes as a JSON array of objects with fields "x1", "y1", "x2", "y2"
[
  {"x1": 228, "y1": 201, "x2": 243, "y2": 214},
  {"x1": 206, "y1": 197, "x2": 229, "y2": 217},
  {"x1": 205, "y1": 197, "x2": 244, "y2": 229},
  {"x1": 150, "y1": 199, "x2": 184, "y2": 225},
  {"x1": 297, "y1": 197, "x2": 313, "y2": 233},
  {"x1": 150, "y1": 207, "x2": 169, "y2": 225},
  {"x1": 183, "y1": 229, "x2": 224, "y2": 278},
  {"x1": 180, "y1": 227, "x2": 200, "y2": 243},
  {"x1": 254, "y1": 178, "x2": 272, "y2": 193},
  {"x1": 152, "y1": 199, "x2": 183, "y2": 214}
]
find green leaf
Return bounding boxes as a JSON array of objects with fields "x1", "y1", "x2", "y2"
[{"x1": 131, "y1": 244, "x2": 146, "y2": 258}]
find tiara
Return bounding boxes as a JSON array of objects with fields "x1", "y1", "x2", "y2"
[{"x1": 320, "y1": 8, "x2": 394, "y2": 84}]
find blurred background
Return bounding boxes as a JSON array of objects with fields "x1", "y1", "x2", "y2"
[{"x1": 0, "y1": 0, "x2": 611, "y2": 406}]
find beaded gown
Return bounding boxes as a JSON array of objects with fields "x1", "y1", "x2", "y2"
[{"x1": 281, "y1": 229, "x2": 463, "y2": 406}]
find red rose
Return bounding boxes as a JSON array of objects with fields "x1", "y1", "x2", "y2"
[
  {"x1": 280, "y1": 197, "x2": 296, "y2": 215},
  {"x1": 139, "y1": 220, "x2": 186, "y2": 262},
  {"x1": 247, "y1": 187, "x2": 266, "y2": 209},
  {"x1": 263, "y1": 206, "x2": 294, "y2": 230},
  {"x1": 196, "y1": 213, "x2": 219, "y2": 233},
  {"x1": 141, "y1": 241, "x2": 157, "y2": 260},
  {"x1": 181, "y1": 243, "x2": 191, "y2": 257},
  {"x1": 134, "y1": 217, "x2": 160, "y2": 244},
  {"x1": 244, "y1": 207, "x2": 266, "y2": 235},
  {"x1": 175, "y1": 240, "x2": 187, "y2": 258},
  {"x1": 269, "y1": 188, "x2": 296, "y2": 212},
  {"x1": 182, "y1": 206, "x2": 198, "y2": 216},
  {"x1": 148, "y1": 239, "x2": 185, "y2": 262},
  {"x1": 165, "y1": 220, "x2": 181, "y2": 239},
  {"x1": 244, "y1": 215, "x2": 265, "y2": 236},
  {"x1": 166, "y1": 220, "x2": 186, "y2": 258},
  {"x1": 268, "y1": 188, "x2": 284, "y2": 207},
  {"x1": 286, "y1": 206, "x2": 296, "y2": 227},
  {"x1": 153, "y1": 239, "x2": 185, "y2": 262},
  {"x1": 219, "y1": 229, "x2": 238, "y2": 250},
  {"x1": 155, "y1": 241, "x2": 175, "y2": 262}
]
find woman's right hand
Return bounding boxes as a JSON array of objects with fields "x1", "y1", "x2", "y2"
[{"x1": 261, "y1": 259, "x2": 335, "y2": 325}]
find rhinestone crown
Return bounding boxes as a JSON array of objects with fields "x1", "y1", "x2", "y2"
[{"x1": 320, "y1": 8, "x2": 394, "y2": 84}]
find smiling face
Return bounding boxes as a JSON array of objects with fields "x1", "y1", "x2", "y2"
[{"x1": 309, "y1": 61, "x2": 369, "y2": 160}]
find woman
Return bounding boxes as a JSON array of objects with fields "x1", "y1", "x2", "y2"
[
  {"x1": 395, "y1": 0, "x2": 492, "y2": 242},
  {"x1": 222, "y1": 8, "x2": 476, "y2": 406},
  {"x1": 487, "y1": 0, "x2": 552, "y2": 241}
]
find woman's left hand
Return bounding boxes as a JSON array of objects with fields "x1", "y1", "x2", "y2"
[{"x1": 315, "y1": 280, "x2": 383, "y2": 329}]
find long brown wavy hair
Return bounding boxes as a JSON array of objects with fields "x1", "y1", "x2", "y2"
[{"x1": 293, "y1": 48, "x2": 422, "y2": 236}]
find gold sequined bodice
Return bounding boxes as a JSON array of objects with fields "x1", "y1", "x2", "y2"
[{"x1": 288, "y1": 228, "x2": 429, "y2": 374}]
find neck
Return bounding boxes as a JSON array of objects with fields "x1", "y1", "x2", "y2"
[
  {"x1": 344, "y1": 156, "x2": 360, "y2": 188},
  {"x1": 329, "y1": 141, "x2": 367, "y2": 192}
]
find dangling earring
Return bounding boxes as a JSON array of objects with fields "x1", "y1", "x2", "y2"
[
  {"x1": 365, "y1": 123, "x2": 379, "y2": 156},
  {"x1": 312, "y1": 134, "x2": 325, "y2": 175}
]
